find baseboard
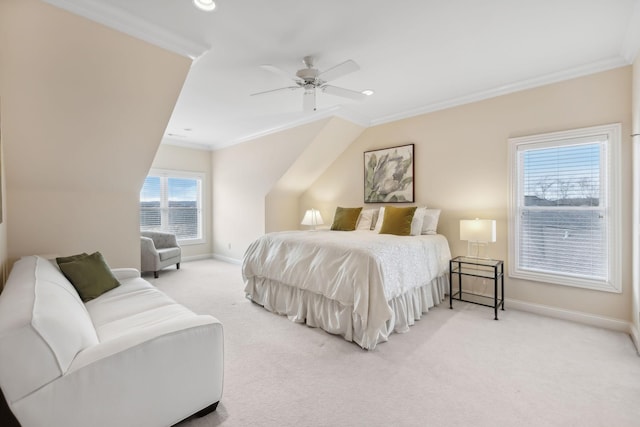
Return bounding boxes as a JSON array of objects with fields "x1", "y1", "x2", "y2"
[
  {"x1": 505, "y1": 298, "x2": 631, "y2": 333},
  {"x1": 181, "y1": 253, "x2": 242, "y2": 265},
  {"x1": 182, "y1": 254, "x2": 214, "y2": 263},
  {"x1": 212, "y1": 254, "x2": 242, "y2": 265}
]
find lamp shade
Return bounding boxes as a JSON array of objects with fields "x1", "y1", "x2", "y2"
[
  {"x1": 460, "y1": 219, "x2": 496, "y2": 242},
  {"x1": 301, "y1": 209, "x2": 324, "y2": 228}
]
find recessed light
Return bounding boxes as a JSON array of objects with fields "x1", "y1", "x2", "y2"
[
  {"x1": 193, "y1": 0, "x2": 216, "y2": 12},
  {"x1": 362, "y1": 90, "x2": 374, "y2": 96}
]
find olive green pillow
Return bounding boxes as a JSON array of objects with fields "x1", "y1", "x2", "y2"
[
  {"x1": 330, "y1": 207, "x2": 363, "y2": 231},
  {"x1": 379, "y1": 206, "x2": 418, "y2": 236},
  {"x1": 56, "y1": 252, "x2": 88, "y2": 267},
  {"x1": 58, "y1": 252, "x2": 120, "y2": 302}
]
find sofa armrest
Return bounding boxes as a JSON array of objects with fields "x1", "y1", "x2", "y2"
[
  {"x1": 110, "y1": 268, "x2": 140, "y2": 281},
  {"x1": 69, "y1": 315, "x2": 221, "y2": 371}
]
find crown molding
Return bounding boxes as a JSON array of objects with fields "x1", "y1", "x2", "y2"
[
  {"x1": 163, "y1": 105, "x2": 371, "y2": 151},
  {"x1": 162, "y1": 137, "x2": 215, "y2": 151},
  {"x1": 371, "y1": 56, "x2": 629, "y2": 126},
  {"x1": 42, "y1": 0, "x2": 209, "y2": 59},
  {"x1": 209, "y1": 106, "x2": 360, "y2": 150}
]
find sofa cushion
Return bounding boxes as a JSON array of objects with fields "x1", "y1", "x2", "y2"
[
  {"x1": 85, "y1": 277, "x2": 196, "y2": 342},
  {"x1": 58, "y1": 252, "x2": 121, "y2": 302},
  {"x1": 0, "y1": 256, "x2": 98, "y2": 403},
  {"x1": 158, "y1": 247, "x2": 181, "y2": 262}
]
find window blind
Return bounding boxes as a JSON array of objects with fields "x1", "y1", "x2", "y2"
[
  {"x1": 518, "y1": 142, "x2": 607, "y2": 280},
  {"x1": 509, "y1": 123, "x2": 620, "y2": 293},
  {"x1": 166, "y1": 177, "x2": 200, "y2": 239},
  {"x1": 140, "y1": 173, "x2": 202, "y2": 241}
]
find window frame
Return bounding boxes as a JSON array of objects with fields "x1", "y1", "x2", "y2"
[
  {"x1": 140, "y1": 168, "x2": 205, "y2": 246},
  {"x1": 507, "y1": 123, "x2": 621, "y2": 293}
]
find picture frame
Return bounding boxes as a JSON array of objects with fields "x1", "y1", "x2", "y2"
[{"x1": 364, "y1": 143, "x2": 414, "y2": 203}]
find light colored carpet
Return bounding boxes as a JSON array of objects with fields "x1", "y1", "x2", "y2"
[{"x1": 149, "y1": 259, "x2": 640, "y2": 427}]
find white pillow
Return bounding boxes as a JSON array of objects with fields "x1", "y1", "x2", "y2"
[
  {"x1": 356, "y1": 208, "x2": 378, "y2": 231},
  {"x1": 421, "y1": 209, "x2": 441, "y2": 235},
  {"x1": 373, "y1": 207, "x2": 385, "y2": 233},
  {"x1": 410, "y1": 207, "x2": 426, "y2": 236}
]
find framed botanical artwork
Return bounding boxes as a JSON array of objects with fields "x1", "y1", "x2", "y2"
[{"x1": 364, "y1": 143, "x2": 414, "y2": 203}]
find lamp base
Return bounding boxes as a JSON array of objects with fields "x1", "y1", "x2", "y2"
[{"x1": 466, "y1": 241, "x2": 490, "y2": 259}]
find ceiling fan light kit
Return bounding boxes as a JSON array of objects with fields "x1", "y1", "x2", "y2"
[
  {"x1": 193, "y1": 0, "x2": 216, "y2": 12},
  {"x1": 251, "y1": 55, "x2": 370, "y2": 112}
]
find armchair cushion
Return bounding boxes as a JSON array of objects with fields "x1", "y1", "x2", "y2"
[
  {"x1": 158, "y1": 247, "x2": 181, "y2": 261},
  {"x1": 144, "y1": 231, "x2": 178, "y2": 249}
]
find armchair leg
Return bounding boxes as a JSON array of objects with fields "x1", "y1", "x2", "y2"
[
  {"x1": 154, "y1": 271, "x2": 159, "y2": 279},
  {"x1": 177, "y1": 263, "x2": 180, "y2": 270}
]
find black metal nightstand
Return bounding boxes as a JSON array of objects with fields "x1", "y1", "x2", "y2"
[{"x1": 449, "y1": 256, "x2": 505, "y2": 320}]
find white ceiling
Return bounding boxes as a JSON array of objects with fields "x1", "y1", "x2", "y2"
[{"x1": 44, "y1": 0, "x2": 640, "y2": 150}]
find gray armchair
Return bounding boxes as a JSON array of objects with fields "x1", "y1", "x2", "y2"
[{"x1": 140, "y1": 231, "x2": 182, "y2": 278}]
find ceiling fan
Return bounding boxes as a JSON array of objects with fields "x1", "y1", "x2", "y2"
[{"x1": 250, "y1": 56, "x2": 368, "y2": 112}]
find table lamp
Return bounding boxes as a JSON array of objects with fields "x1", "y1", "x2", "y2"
[
  {"x1": 460, "y1": 218, "x2": 496, "y2": 258},
  {"x1": 301, "y1": 209, "x2": 324, "y2": 231}
]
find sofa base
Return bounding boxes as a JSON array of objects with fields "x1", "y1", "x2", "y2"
[
  {"x1": 195, "y1": 401, "x2": 218, "y2": 417},
  {"x1": 0, "y1": 387, "x2": 19, "y2": 427},
  {"x1": 178, "y1": 401, "x2": 219, "y2": 424}
]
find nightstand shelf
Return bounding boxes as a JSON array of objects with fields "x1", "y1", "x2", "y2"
[{"x1": 449, "y1": 256, "x2": 504, "y2": 320}]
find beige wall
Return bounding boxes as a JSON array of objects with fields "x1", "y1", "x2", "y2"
[
  {"x1": 0, "y1": 127, "x2": 7, "y2": 289},
  {"x1": 266, "y1": 117, "x2": 364, "y2": 232},
  {"x1": 149, "y1": 144, "x2": 213, "y2": 259},
  {"x1": 303, "y1": 67, "x2": 632, "y2": 322},
  {"x1": 633, "y1": 57, "x2": 640, "y2": 333},
  {"x1": 0, "y1": 0, "x2": 191, "y2": 268},
  {"x1": 212, "y1": 118, "x2": 333, "y2": 260}
]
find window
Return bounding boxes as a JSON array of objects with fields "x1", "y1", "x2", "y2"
[
  {"x1": 140, "y1": 170, "x2": 204, "y2": 243},
  {"x1": 508, "y1": 124, "x2": 621, "y2": 292}
]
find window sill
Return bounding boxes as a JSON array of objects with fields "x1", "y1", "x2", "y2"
[
  {"x1": 508, "y1": 268, "x2": 620, "y2": 293},
  {"x1": 178, "y1": 238, "x2": 206, "y2": 246}
]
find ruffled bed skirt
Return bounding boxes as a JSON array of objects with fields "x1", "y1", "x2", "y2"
[{"x1": 244, "y1": 275, "x2": 449, "y2": 350}]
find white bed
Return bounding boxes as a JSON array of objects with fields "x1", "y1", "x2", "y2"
[{"x1": 242, "y1": 230, "x2": 451, "y2": 350}]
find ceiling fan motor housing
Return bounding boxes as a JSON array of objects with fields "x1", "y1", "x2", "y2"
[{"x1": 296, "y1": 67, "x2": 320, "y2": 83}]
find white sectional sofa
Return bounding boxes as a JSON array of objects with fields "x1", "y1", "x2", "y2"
[{"x1": 0, "y1": 255, "x2": 223, "y2": 427}]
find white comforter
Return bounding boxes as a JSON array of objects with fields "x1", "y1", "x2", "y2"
[{"x1": 242, "y1": 230, "x2": 451, "y2": 347}]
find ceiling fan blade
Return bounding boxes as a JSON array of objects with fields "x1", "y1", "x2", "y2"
[
  {"x1": 303, "y1": 89, "x2": 316, "y2": 112},
  {"x1": 318, "y1": 60, "x2": 359, "y2": 82},
  {"x1": 259, "y1": 64, "x2": 302, "y2": 83},
  {"x1": 322, "y1": 85, "x2": 366, "y2": 101},
  {"x1": 250, "y1": 86, "x2": 301, "y2": 97}
]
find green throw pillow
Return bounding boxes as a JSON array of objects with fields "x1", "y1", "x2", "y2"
[
  {"x1": 330, "y1": 207, "x2": 363, "y2": 231},
  {"x1": 58, "y1": 251, "x2": 120, "y2": 302},
  {"x1": 379, "y1": 206, "x2": 417, "y2": 236},
  {"x1": 56, "y1": 252, "x2": 88, "y2": 267}
]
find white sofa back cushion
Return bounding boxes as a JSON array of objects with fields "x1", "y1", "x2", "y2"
[{"x1": 0, "y1": 256, "x2": 99, "y2": 403}]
